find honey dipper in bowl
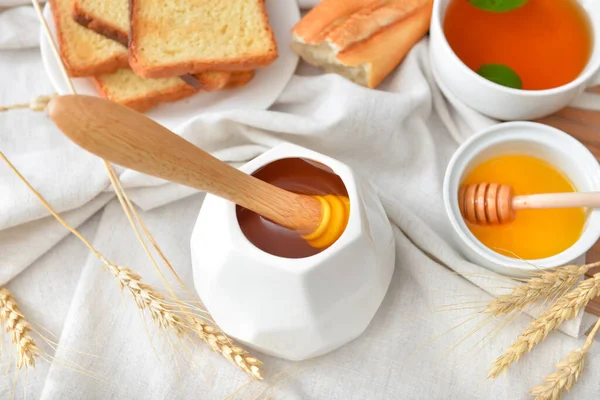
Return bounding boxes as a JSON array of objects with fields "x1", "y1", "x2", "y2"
[
  {"x1": 459, "y1": 183, "x2": 600, "y2": 225},
  {"x1": 47, "y1": 95, "x2": 349, "y2": 249}
]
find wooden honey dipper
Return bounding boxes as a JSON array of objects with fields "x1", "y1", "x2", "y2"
[
  {"x1": 48, "y1": 95, "x2": 349, "y2": 249},
  {"x1": 459, "y1": 182, "x2": 600, "y2": 225}
]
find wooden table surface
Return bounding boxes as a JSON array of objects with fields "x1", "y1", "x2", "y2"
[{"x1": 536, "y1": 102, "x2": 600, "y2": 316}]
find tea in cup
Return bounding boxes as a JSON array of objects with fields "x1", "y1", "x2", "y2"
[{"x1": 430, "y1": 0, "x2": 600, "y2": 120}]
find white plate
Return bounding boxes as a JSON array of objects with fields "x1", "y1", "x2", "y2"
[
  {"x1": 40, "y1": 0, "x2": 299, "y2": 131},
  {"x1": 0, "y1": 0, "x2": 38, "y2": 7}
]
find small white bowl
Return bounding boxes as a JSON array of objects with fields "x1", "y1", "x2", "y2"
[
  {"x1": 190, "y1": 143, "x2": 395, "y2": 360},
  {"x1": 443, "y1": 122, "x2": 600, "y2": 277},
  {"x1": 430, "y1": 0, "x2": 600, "y2": 121}
]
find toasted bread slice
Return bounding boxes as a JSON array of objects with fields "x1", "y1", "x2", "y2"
[
  {"x1": 72, "y1": 0, "x2": 129, "y2": 46},
  {"x1": 92, "y1": 69, "x2": 198, "y2": 112},
  {"x1": 194, "y1": 71, "x2": 232, "y2": 91},
  {"x1": 129, "y1": 0, "x2": 278, "y2": 79},
  {"x1": 92, "y1": 70, "x2": 252, "y2": 112},
  {"x1": 48, "y1": 0, "x2": 128, "y2": 77},
  {"x1": 223, "y1": 70, "x2": 255, "y2": 89}
]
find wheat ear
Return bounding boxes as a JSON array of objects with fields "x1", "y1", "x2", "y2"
[
  {"x1": 102, "y1": 259, "x2": 187, "y2": 336},
  {"x1": 530, "y1": 316, "x2": 600, "y2": 400},
  {"x1": 485, "y1": 264, "x2": 594, "y2": 317},
  {"x1": 104, "y1": 260, "x2": 263, "y2": 379},
  {"x1": 104, "y1": 258, "x2": 264, "y2": 380},
  {"x1": 489, "y1": 273, "x2": 600, "y2": 379},
  {"x1": 0, "y1": 288, "x2": 41, "y2": 369},
  {"x1": 192, "y1": 317, "x2": 262, "y2": 380}
]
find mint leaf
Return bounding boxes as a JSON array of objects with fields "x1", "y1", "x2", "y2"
[
  {"x1": 469, "y1": 0, "x2": 528, "y2": 12},
  {"x1": 476, "y1": 64, "x2": 523, "y2": 89}
]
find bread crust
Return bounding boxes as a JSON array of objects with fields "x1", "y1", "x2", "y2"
[
  {"x1": 293, "y1": 0, "x2": 374, "y2": 44},
  {"x1": 91, "y1": 70, "x2": 252, "y2": 112},
  {"x1": 128, "y1": 0, "x2": 277, "y2": 79},
  {"x1": 336, "y1": 1, "x2": 432, "y2": 87},
  {"x1": 291, "y1": 0, "x2": 432, "y2": 88},
  {"x1": 72, "y1": 0, "x2": 129, "y2": 46},
  {"x1": 129, "y1": 57, "x2": 273, "y2": 79},
  {"x1": 327, "y1": 0, "x2": 426, "y2": 50},
  {"x1": 193, "y1": 71, "x2": 232, "y2": 92},
  {"x1": 92, "y1": 76, "x2": 198, "y2": 112},
  {"x1": 49, "y1": 0, "x2": 128, "y2": 77},
  {"x1": 223, "y1": 71, "x2": 255, "y2": 89}
]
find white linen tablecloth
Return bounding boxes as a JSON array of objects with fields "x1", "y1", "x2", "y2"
[{"x1": 2, "y1": 3, "x2": 600, "y2": 399}]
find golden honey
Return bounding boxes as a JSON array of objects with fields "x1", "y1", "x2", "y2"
[
  {"x1": 237, "y1": 158, "x2": 348, "y2": 258},
  {"x1": 461, "y1": 155, "x2": 585, "y2": 259}
]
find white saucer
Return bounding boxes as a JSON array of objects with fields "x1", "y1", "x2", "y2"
[{"x1": 40, "y1": 0, "x2": 300, "y2": 131}]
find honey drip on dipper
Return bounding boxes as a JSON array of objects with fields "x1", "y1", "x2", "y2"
[
  {"x1": 238, "y1": 158, "x2": 349, "y2": 258},
  {"x1": 47, "y1": 95, "x2": 350, "y2": 254}
]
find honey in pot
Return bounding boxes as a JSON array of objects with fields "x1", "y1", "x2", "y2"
[
  {"x1": 237, "y1": 158, "x2": 349, "y2": 258},
  {"x1": 461, "y1": 155, "x2": 585, "y2": 259}
]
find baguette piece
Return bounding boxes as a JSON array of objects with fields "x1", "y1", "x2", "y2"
[
  {"x1": 291, "y1": 0, "x2": 433, "y2": 88},
  {"x1": 293, "y1": 0, "x2": 378, "y2": 44},
  {"x1": 72, "y1": 0, "x2": 129, "y2": 46},
  {"x1": 48, "y1": 0, "x2": 128, "y2": 77},
  {"x1": 129, "y1": 0, "x2": 278, "y2": 78}
]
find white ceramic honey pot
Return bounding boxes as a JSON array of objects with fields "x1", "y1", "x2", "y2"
[
  {"x1": 190, "y1": 143, "x2": 395, "y2": 360},
  {"x1": 46, "y1": 94, "x2": 396, "y2": 362}
]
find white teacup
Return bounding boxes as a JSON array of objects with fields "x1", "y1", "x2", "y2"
[
  {"x1": 430, "y1": 0, "x2": 600, "y2": 121},
  {"x1": 443, "y1": 122, "x2": 600, "y2": 277},
  {"x1": 190, "y1": 143, "x2": 395, "y2": 360}
]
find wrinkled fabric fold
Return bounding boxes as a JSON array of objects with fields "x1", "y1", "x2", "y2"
[{"x1": 2, "y1": 2, "x2": 600, "y2": 398}]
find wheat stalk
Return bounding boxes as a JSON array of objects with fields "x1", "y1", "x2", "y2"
[
  {"x1": 0, "y1": 150, "x2": 182, "y2": 331},
  {"x1": 0, "y1": 288, "x2": 41, "y2": 369},
  {"x1": 489, "y1": 273, "x2": 600, "y2": 379},
  {"x1": 485, "y1": 264, "x2": 594, "y2": 317},
  {"x1": 103, "y1": 167, "x2": 263, "y2": 379},
  {"x1": 0, "y1": 94, "x2": 57, "y2": 112},
  {"x1": 0, "y1": 150, "x2": 263, "y2": 379},
  {"x1": 530, "y1": 316, "x2": 600, "y2": 400},
  {"x1": 1, "y1": 0, "x2": 264, "y2": 380},
  {"x1": 33, "y1": 0, "x2": 264, "y2": 379}
]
